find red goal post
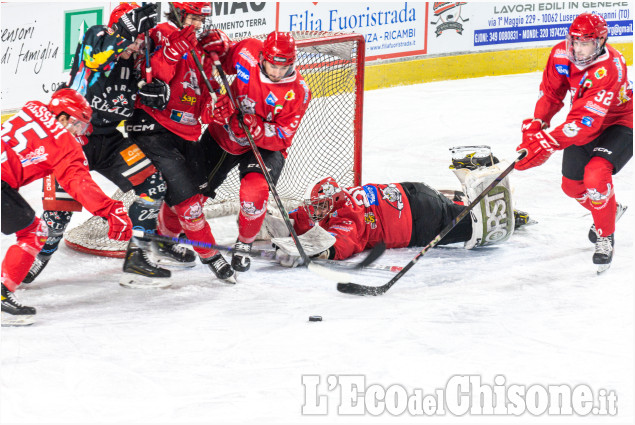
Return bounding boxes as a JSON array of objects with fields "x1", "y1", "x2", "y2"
[{"x1": 65, "y1": 31, "x2": 365, "y2": 257}]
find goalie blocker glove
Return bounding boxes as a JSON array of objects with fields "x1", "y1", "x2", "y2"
[{"x1": 138, "y1": 79, "x2": 171, "y2": 110}]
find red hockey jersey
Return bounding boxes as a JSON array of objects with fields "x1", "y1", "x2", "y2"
[
  {"x1": 1, "y1": 101, "x2": 116, "y2": 217},
  {"x1": 290, "y1": 183, "x2": 412, "y2": 260},
  {"x1": 137, "y1": 22, "x2": 219, "y2": 141},
  {"x1": 535, "y1": 41, "x2": 632, "y2": 148},
  {"x1": 207, "y1": 38, "x2": 312, "y2": 156}
]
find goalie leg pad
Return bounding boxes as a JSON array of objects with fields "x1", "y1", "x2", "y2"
[
  {"x1": 462, "y1": 164, "x2": 515, "y2": 249},
  {"x1": 238, "y1": 173, "x2": 269, "y2": 244},
  {"x1": 2, "y1": 218, "x2": 48, "y2": 291}
]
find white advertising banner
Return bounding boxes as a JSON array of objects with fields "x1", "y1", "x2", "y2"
[
  {"x1": 427, "y1": 2, "x2": 633, "y2": 55},
  {"x1": 1, "y1": 2, "x2": 117, "y2": 111},
  {"x1": 202, "y1": 2, "x2": 276, "y2": 39},
  {"x1": 277, "y1": 2, "x2": 428, "y2": 60}
]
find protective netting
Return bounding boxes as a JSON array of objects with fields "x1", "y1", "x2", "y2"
[{"x1": 65, "y1": 31, "x2": 364, "y2": 256}]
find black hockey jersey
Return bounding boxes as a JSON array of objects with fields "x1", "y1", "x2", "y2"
[{"x1": 67, "y1": 25, "x2": 139, "y2": 134}]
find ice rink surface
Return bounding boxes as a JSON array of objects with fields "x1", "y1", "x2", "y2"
[{"x1": 1, "y1": 71, "x2": 633, "y2": 424}]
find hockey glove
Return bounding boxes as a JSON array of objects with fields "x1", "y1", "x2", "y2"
[
  {"x1": 229, "y1": 114, "x2": 264, "y2": 142},
  {"x1": 515, "y1": 118, "x2": 560, "y2": 171},
  {"x1": 199, "y1": 29, "x2": 231, "y2": 59},
  {"x1": 113, "y1": 3, "x2": 158, "y2": 41},
  {"x1": 163, "y1": 26, "x2": 197, "y2": 63},
  {"x1": 275, "y1": 247, "x2": 332, "y2": 268},
  {"x1": 105, "y1": 202, "x2": 132, "y2": 241},
  {"x1": 138, "y1": 79, "x2": 170, "y2": 110},
  {"x1": 211, "y1": 94, "x2": 235, "y2": 125}
]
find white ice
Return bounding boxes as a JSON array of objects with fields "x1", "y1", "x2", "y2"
[{"x1": 1, "y1": 71, "x2": 633, "y2": 424}]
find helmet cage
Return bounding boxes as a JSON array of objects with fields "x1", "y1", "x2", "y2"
[
  {"x1": 566, "y1": 33, "x2": 605, "y2": 66},
  {"x1": 303, "y1": 177, "x2": 343, "y2": 223},
  {"x1": 64, "y1": 115, "x2": 91, "y2": 136}
]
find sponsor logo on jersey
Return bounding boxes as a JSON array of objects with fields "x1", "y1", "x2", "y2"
[
  {"x1": 238, "y1": 95, "x2": 256, "y2": 115},
  {"x1": 265, "y1": 92, "x2": 277, "y2": 106},
  {"x1": 554, "y1": 49, "x2": 568, "y2": 59},
  {"x1": 300, "y1": 80, "x2": 310, "y2": 103},
  {"x1": 555, "y1": 64, "x2": 569, "y2": 76},
  {"x1": 125, "y1": 123, "x2": 155, "y2": 132},
  {"x1": 584, "y1": 101, "x2": 608, "y2": 116},
  {"x1": 236, "y1": 62, "x2": 250, "y2": 84},
  {"x1": 581, "y1": 116, "x2": 594, "y2": 127},
  {"x1": 264, "y1": 123, "x2": 276, "y2": 137},
  {"x1": 284, "y1": 90, "x2": 295, "y2": 101},
  {"x1": 170, "y1": 110, "x2": 198, "y2": 125},
  {"x1": 180, "y1": 94, "x2": 197, "y2": 105},
  {"x1": 363, "y1": 185, "x2": 379, "y2": 206},
  {"x1": 274, "y1": 105, "x2": 283, "y2": 114},
  {"x1": 239, "y1": 50, "x2": 258, "y2": 67},
  {"x1": 594, "y1": 67, "x2": 607, "y2": 79},
  {"x1": 613, "y1": 58, "x2": 624, "y2": 82},
  {"x1": 583, "y1": 79, "x2": 593, "y2": 89},
  {"x1": 562, "y1": 122, "x2": 581, "y2": 137},
  {"x1": 364, "y1": 212, "x2": 377, "y2": 229},
  {"x1": 19, "y1": 146, "x2": 48, "y2": 167}
]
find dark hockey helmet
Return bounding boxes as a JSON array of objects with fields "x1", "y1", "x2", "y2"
[
  {"x1": 108, "y1": 2, "x2": 139, "y2": 28},
  {"x1": 172, "y1": 2, "x2": 212, "y2": 17},
  {"x1": 48, "y1": 89, "x2": 92, "y2": 135},
  {"x1": 262, "y1": 31, "x2": 296, "y2": 67},
  {"x1": 303, "y1": 177, "x2": 346, "y2": 223},
  {"x1": 567, "y1": 13, "x2": 608, "y2": 66}
]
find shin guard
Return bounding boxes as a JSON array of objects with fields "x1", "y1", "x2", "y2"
[
  {"x1": 238, "y1": 173, "x2": 269, "y2": 244},
  {"x1": 173, "y1": 195, "x2": 217, "y2": 258},
  {"x1": 1, "y1": 218, "x2": 48, "y2": 291}
]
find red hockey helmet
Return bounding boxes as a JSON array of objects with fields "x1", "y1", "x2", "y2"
[
  {"x1": 262, "y1": 31, "x2": 296, "y2": 67},
  {"x1": 566, "y1": 13, "x2": 608, "y2": 66},
  {"x1": 48, "y1": 89, "x2": 92, "y2": 135},
  {"x1": 303, "y1": 177, "x2": 346, "y2": 223},
  {"x1": 108, "y1": 2, "x2": 140, "y2": 28},
  {"x1": 172, "y1": 2, "x2": 212, "y2": 17}
]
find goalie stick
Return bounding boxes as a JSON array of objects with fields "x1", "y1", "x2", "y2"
[
  {"x1": 132, "y1": 230, "x2": 385, "y2": 272},
  {"x1": 337, "y1": 150, "x2": 527, "y2": 296}
]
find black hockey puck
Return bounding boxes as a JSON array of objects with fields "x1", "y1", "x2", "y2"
[{"x1": 308, "y1": 316, "x2": 322, "y2": 322}]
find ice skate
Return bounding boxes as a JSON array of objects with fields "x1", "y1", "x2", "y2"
[
  {"x1": 588, "y1": 203, "x2": 627, "y2": 243},
  {"x1": 513, "y1": 209, "x2": 537, "y2": 229},
  {"x1": 231, "y1": 239, "x2": 253, "y2": 272},
  {"x1": 22, "y1": 255, "x2": 50, "y2": 284},
  {"x1": 1, "y1": 284, "x2": 36, "y2": 327},
  {"x1": 593, "y1": 234, "x2": 614, "y2": 274},
  {"x1": 152, "y1": 239, "x2": 196, "y2": 268},
  {"x1": 120, "y1": 238, "x2": 172, "y2": 289},
  {"x1": 202, "y1": 253, "x2": 237, "y2": 284},
  {"x1": 449, "y1": 145, "x2": 499, "y2": 170}
]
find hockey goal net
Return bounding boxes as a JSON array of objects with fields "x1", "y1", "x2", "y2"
[{"x1": 65, "y1": 31, "x2": 365, "y2": 257}]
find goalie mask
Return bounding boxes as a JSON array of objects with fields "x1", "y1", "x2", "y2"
[
  {"x1": 303, "y1": 177, "x2": 346, "y2": 223},
  {"x1": 566, "y1": 13, "x2": 608, "y2": 66}
]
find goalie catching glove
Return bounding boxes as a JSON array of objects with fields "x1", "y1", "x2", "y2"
[
  {"x1": 272, "y1": 225, "x2": 336, "y2": 268},
  {"x1": 138, "y1": 79, "x2": 170, "y2": 110}
]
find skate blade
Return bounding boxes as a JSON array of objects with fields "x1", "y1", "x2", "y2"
[
  {"x1": 221, "y1": 274, "x2": 237, "y2": 285},
  {"x1": 597, "y1": 264, "x2": 612, "y2": 275},
  {"x1": 1, "y1": 311, "x2": 35, "y2": 326},
  {"x1": 119, "y1": 274, "x2": 172, "y2": 289},
  {"x1": 154, "y1": 257, "x2": 197, "y2": 269}
]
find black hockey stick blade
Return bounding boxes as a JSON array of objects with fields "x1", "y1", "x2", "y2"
[{"x1": 352, "y1": 240, "x2": 386, "y2": 269}]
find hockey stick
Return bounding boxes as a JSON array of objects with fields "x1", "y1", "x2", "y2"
[
  {"x1": 142, "y1": 2, "x2": 152, "y2": 83},
  {"x1": 337, "y1": 151, "x2": 527, "y2": 296},
  {"x1": 167, "y1": 2, "x2": 217, "y2": 101},
  {"x1": 132, "y1": 230, "x2": 385, "y2": 272}
]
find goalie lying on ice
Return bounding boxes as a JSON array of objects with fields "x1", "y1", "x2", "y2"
[{"x1": 269, "y1": 148, "x2": 534, "y2": 266}]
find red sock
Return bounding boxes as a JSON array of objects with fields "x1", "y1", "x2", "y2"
[
  {"x1": 238, "y1": 173, "x2": 269, "y2": 244},
  {"x1": 1, "y1": 218, "x2": 48, "y2": 292},
  {"x1": 157, "y1": 202, "x2": 183, "y2": 238},
  {"x1": 584, "y1": 157, "x2": 616, "y2": 237},
  {"x1": 173, "y1": 195, "x2": 217, "y2": 258}
]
